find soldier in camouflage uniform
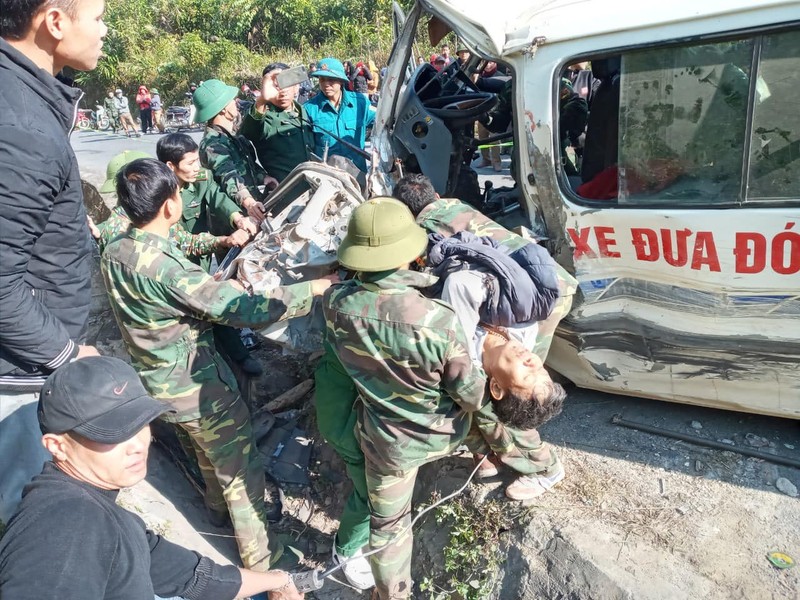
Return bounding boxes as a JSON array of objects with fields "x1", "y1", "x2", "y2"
[
  {"x1": 193, "y1": 79, "x2": 275, "y2": 223},
  {"x1": 96, "y1": 204, "x2": 245, "y2": 256},
  {"x1": 157, "y1": 133, "x2": 264, "y2": 376},
  {"x1": 395, "y1": 173, "x2": 576, "y2": 494},
  {"x1": 396, "y1": 175, "x2": 579, "y2": 360},
  {"x1": 323, "y1": 198, "x2": 487, "y2": 599},
  {"x1": 157, "y1": 133, "x2": 257, "y2": 269},
  {"x1": 316, "y1": 187, "x2": 572, "y2": 591},
  {"x1": 101, "y1": 158, "x2": 333, "y2": 572}
]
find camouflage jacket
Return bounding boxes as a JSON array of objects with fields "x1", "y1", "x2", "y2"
[
  {"x1": 199, "y1": 125, "x2": 267, "y2": 207},
  {"x1": 416, "y1": 198, "x2": 578, "y2": 296},
  {"x1": 96, "y1": 206, "x2": 221, "y2": 258},
  {"x1": 323, "y1": 269, "x2": 486, "y2": 470},
  {"x1": 103, "y1": 96, "x2": 118, "y2": 117},
  {"x1": 101, "y1": 228, "x2": 313, "y2": 421},
  {"x1": 181, "y1": 169, "x2": 241, "y2": 237}
]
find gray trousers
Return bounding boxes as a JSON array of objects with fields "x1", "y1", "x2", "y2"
[{"x1": 0, "y1": 390, "x2": 49, "y2": 523}]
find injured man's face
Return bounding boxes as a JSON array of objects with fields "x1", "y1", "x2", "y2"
[{"x1": 484, "y1": 338, "x2": 565, "y2": 430}]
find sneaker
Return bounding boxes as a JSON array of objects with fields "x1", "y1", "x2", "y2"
[
  {"x1": 473, "y1": 453, "x2": 501, "y2": 480},
  {"x1": 237, "y1": 355, "x2": 264, "y2": 377},
  {"x1": 505, "y1": 467, "x2": 565, "y2": 501},
  {"x1": 332, "y1": 543, "x2": 375, "y2": 590}
]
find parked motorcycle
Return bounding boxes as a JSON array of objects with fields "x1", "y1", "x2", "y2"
[
  {"x1": 75, "y1": 108, "x2": 93, "y2": 130},
  {"x1": 164, "y1": 105, "x2": 196, "y2": 132},
  {"x1": 93, "y1": 105, "x2": 111, "y2": 130},
  {"x1": 75, "y1": 105, "x2": 111, "y2": 131}
]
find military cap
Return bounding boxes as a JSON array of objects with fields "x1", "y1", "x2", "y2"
[
  {"x1": 192, "y1": 79, "x2": 239, "y2": 123},
  {"x1": 338, "y1": 197, "x2": 428, "y2": 272},
  {"x1": 101, "y1": 150, "x2": 151, "y2": 193}
]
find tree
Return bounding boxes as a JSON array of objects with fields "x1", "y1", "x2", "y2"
[{"x1": 74, "y1": 0, "x2": 407, "y2": 106}]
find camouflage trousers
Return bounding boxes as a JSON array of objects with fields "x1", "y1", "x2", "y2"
[
  {"x1": 179, "y1": 394, "x2": 282, "y2": 571},
  {"x1": 533, "y1": 264, "x2": 576, "y2": 361},
  {"x1": 366, "y1": 437, "x2": 465, "y2": 600},
  {"x1": 364, "y1": 417, "x2": 560, "y2": 599},
  {"x1": 468, "y1": 402, "x2": 561, "y2": 476}
]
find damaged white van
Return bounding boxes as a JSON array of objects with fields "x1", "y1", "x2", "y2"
[{"x1": 368, "y1": 0, "x2": 800, "y2": 418}]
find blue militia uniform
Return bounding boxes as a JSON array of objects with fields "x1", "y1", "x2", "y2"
[{"x1": 304, "y1": 88, "x2": 375, "y2": 171}]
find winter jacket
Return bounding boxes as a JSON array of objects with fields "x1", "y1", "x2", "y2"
[
  {"x1": 428, "y1": 231, "x2": 560, "y2": 326},
  {"x1": 349, "y1": 67, "x2": 372, "y2": 94},
  {"x1": 0, "y1": 39, "x2": 92, "y2": 389},
  {"x1": 136, "y1": 89, "x2": 151, "y2": 110},
  {"x1": 113, "y1": 95, "x2": 131, "y2": 115}
]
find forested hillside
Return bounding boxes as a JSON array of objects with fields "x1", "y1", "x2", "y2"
[{"x1": 76, "y1": 0, "x2": 406, "y2": 104}]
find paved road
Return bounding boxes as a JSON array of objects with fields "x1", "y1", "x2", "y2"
[{"x1": 71, "y1": 128, "x2": 204, "y2": 190}]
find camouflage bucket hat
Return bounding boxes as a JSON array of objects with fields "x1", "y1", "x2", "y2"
[
  {"x1": 101, "y1": 150, "x2": 151, "y2": 193},
  {"x1": 337, "y1": 197, "x2": 428, "y2": 272},
  {"x1": 192, "y1": 79, "x2": 239, "y2": 123}
]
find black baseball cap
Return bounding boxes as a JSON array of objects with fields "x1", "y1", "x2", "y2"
[{"x1": 38, "y1": 357, "x2": 171, "y2": 444}]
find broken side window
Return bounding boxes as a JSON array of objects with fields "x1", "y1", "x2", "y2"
[
  {"x1": 746, "y1": 29, "x2": 800, "y2": 201},
  {"x1": 560, "y1": 26, "x2": 800, "y2": 208}
]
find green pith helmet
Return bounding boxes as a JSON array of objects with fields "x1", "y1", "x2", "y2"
[
  {"x1": 192, "y1": 79, "x2": 239, "y2": 123},
  {"x1": 100, "y1": 150, "x2": 151, "y2": 193},
  {"x1": 337, "y1": 197, "x2": 428, "y2": 272}
]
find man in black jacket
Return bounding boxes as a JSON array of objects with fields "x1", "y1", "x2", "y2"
[
  {"x1": 0, "y1": 357, "x2": 303, "y2": 599},
  {"x1": 0, "y1": 0, "x2": 106, "y2": 523}
]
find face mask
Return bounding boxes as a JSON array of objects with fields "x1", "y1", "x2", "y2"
[{"x1": 221, "y1": 105, "x2": 242, "y2": 133}]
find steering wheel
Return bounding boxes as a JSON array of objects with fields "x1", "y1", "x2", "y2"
[{"x1": 423, "y1": 93, "x2": 498, "y2": 127}]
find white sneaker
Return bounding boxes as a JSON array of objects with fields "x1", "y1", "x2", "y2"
[
  {"x1": 505, "y1": 467, "x2": 565, "y2": 501},
  {"x1": 332, "y1": 543, "x2": 375, "y2": 590}
]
